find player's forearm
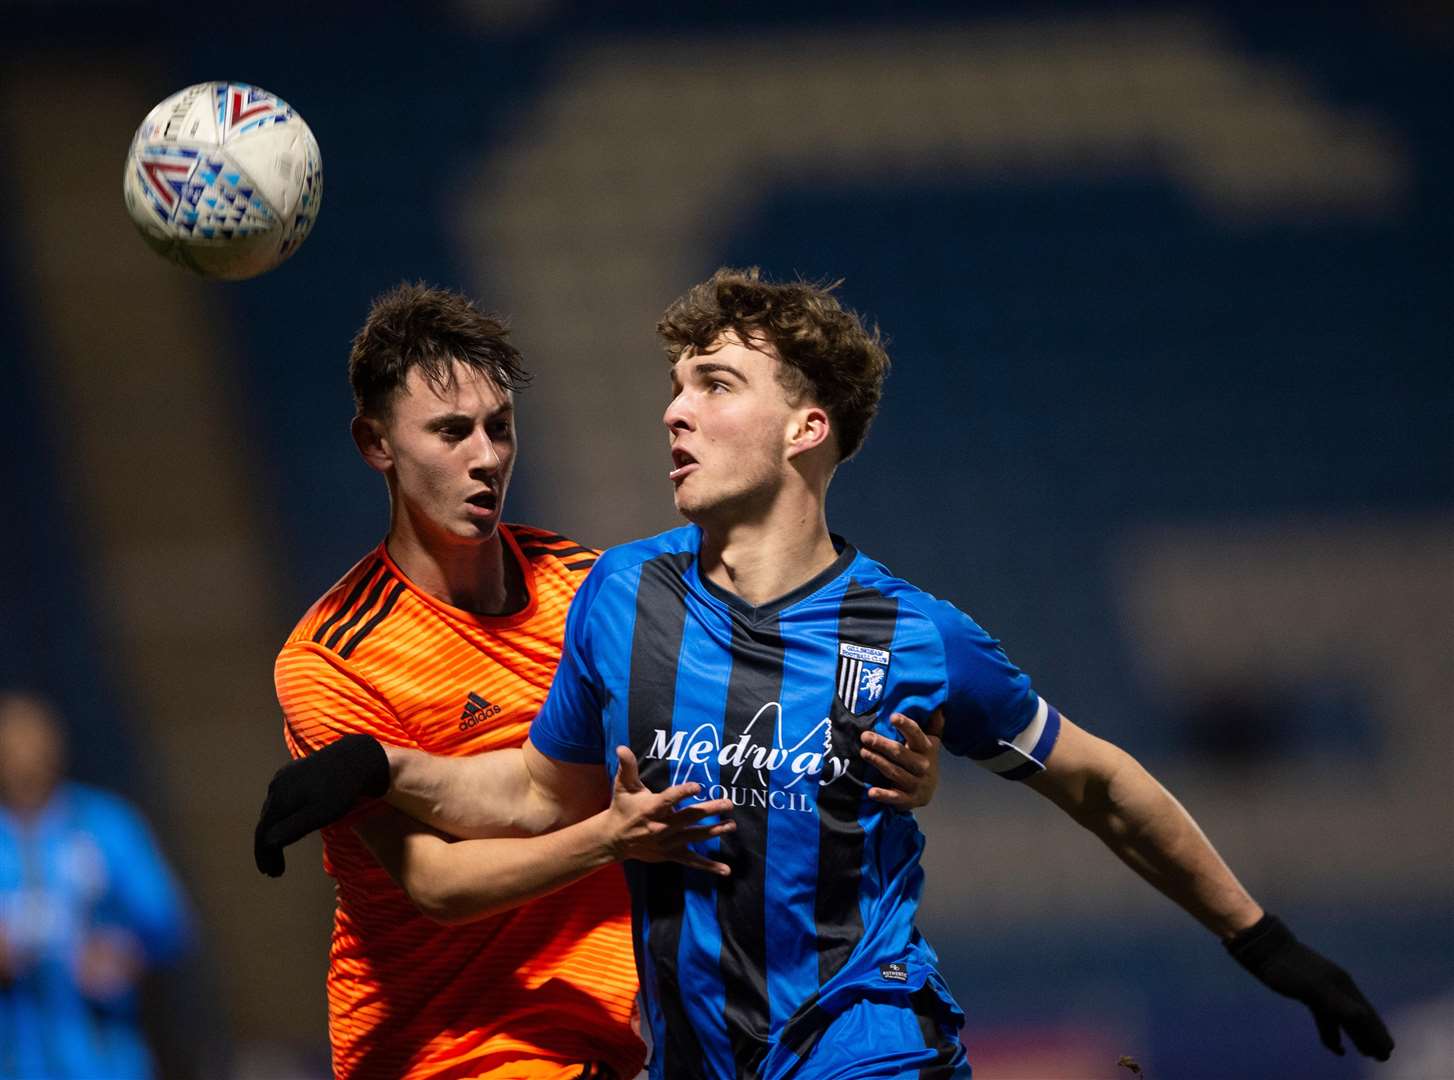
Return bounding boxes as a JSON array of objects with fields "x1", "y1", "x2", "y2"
[
  {"x1": 383, "y1": 745, "x2": 564, "y2": 839},
  {"x1": 381, "y1": 812, "x2": 620, "y2": 925},
  {"x1": 1048, "y1": 742, "x2": 1262, "y2": 938}
]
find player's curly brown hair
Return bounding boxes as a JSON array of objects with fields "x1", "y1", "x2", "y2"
[
  {"x1": 349, "y1": 282, "x2": 531, "y2": 418},
  {"x1": 656, "y1": 267, "x2": 889, "y2": 461}
]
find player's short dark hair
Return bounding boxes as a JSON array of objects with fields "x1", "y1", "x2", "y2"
[
  {"x1": 656, "y1": 267, "x2": 890, "y2": 462},
  {"x1": 349, "y1": 282, "x2": 531, "y2": 418}
]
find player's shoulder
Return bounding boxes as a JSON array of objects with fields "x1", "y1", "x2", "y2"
[
  {"x1": 586, "y1": 524, "x2": 699, "y2": 585},
  {"x1": 844, "y1": 546, "x2": 941, "y2": 611},
  {"x1": 543, "y1": 525, "x2": 698, "y2": 627},
  {"x1": 284, "y1": 547, "x2": 385, "y2": 642},
  {"x1": 505, "y1": 522, "x2": 600, "y2": 578},
  {"x1": 282, "y1": 545, "x2": 408, "y2": 662},
  {"x1": 845, "y1": 546, "x2": 993, "y2": 645}
]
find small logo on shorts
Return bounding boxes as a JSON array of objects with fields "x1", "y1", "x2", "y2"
[{"x1": 880, "y1": 962, "x2": 908, "y2": 983}]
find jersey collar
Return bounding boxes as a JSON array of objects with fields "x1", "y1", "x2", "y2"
[
  {"x1": 375, "y1": 524, "x2": 539, "y2": 627},
  {"x1": 693, "y1": 532, "x2": 858, "y2": 623}
]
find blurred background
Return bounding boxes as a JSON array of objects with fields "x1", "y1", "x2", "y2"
[{"x1": 2, "y1": 1, "x2": 1449, "y2": 1077}]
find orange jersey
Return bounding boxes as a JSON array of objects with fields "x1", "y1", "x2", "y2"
[{"x1": 275, "y1": 525, "x2": 642, "y2": 1080}]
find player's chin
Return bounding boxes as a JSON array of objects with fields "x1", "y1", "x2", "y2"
[
  {"x1": 672, "y1": 488, "x2": 702, "y2": 520},
  {"x1": 457, "y1": 511, "x2": 502, "y2": 539},
  {"x1": 672, "y1": 482, "x2": 726, "y2": 521}
]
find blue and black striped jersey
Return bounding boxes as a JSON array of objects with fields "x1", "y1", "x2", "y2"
[{"x1": 530, "y1": 525, "x2": 1060, "y2": 1079}]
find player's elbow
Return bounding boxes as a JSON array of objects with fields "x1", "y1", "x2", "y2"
[
  {"x1": 417, "y1": 895, "x2": 484, "y2": 927},
  {"x1": 398, "y1": 860, "x2": 511, "y2": 930},
  {"x1": 403, "y1": 873, "x2": 494, "y2": 926},
  {"x1": 385, "y1": 852, "x2": 477, "y2": 925},
  {"x1": 400, "y1": 875, "x2": 451, "y2": 923}
]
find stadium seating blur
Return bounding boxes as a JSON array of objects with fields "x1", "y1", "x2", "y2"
[{"x1": 2, "y1": 3, "x2": 1448, "y2": 1077}]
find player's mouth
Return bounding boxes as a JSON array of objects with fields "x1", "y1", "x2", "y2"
[
  {"x1": 464, "y1": 490, "x2": 498, "y2": 516},
  {"x1": 668, "y1": 448, "x2": 698, "y2": 483}
]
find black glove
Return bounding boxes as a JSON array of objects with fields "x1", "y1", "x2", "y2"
[
  {"x1": 1226, "y1": 913, "x2": 1393, "y2": 1061},
  {"x1": 254, "y1": 734, "x2": 390, "y2": 877}
]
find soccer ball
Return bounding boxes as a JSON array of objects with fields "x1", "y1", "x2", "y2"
[{"x1": 123, "y1": 82, "x2": 322, "y2": 280}]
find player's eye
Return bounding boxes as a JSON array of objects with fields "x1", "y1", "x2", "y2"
[{"x1": 488, "y1": 422, "x2": 513, "y2": 440}]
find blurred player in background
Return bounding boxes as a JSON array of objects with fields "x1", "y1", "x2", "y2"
[
  {"x1": 258, "y1": 268, "x2": 1394, "y2": 1078},
  {"x1": 267, "y1": 283, "x2": 942, "y2": 1080},
  {"x1": 0, "y1": 691, "x2": 192, "y2": 1080}
]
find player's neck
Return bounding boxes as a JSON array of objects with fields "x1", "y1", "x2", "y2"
[
  {"x1": 385, "y1": 526, "x2": 524, "y2": 616},
  {"x1": 0, "y1": 792, "x2": 56, "y2": 825},
  {"x1": 698, "y1": 499, "x2": 837, "y2": 608}
]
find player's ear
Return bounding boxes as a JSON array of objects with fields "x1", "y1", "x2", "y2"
[
  {"x1": 351, "y1": 414, "x2": 393, "y2": 473},
  {"x1": 785, "y1": 405, "x2": 831, "y2": 460}
]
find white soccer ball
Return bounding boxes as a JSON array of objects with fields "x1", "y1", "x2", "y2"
[{"x1": 123, "y1": 82, "x2": 322, "y2": 280}]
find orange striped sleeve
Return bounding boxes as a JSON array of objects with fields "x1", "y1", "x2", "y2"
[{"x1": 275, "y1": 641, "x2": 418, "y2": 759}]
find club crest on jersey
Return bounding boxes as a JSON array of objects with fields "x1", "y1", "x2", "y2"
[{"x1": 837, "y1": 641, "x2": 890, "y2": 713}]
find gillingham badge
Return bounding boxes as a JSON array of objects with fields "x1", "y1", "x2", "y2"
[{"x1": 836, "y1": 641, "x2": 891, "y2": 713}]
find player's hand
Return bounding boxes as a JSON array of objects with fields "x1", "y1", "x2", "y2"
[
  {"x1": 861, "y1": 710, "x2": 943, "y2": 811},
  {"x1": 607, "y1": 746, "x2": 735, "y2": 875},
  {"x1": 254, "y1": 734, "x2": 391, "y2": 877},
  {"x1": 1227, "y1": 913, "x2": 1393, "y2": 1061},
  {"x1": 76, "y1": 929, "x2": 144, "y2": 1002}
]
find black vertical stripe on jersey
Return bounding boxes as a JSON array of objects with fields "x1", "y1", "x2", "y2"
[
  {"x1": 910, "y1": 985, "x2": 962, "y2": 1079},
  {"x1": 777, "y1": 985, "x2": 960, "y2": 1074},
  {"x1": 717, "y1": 610, "x2": 785, "y2": 1078},
  {"x1": 815, "y1": 579, "x2": 900, "y2": 985},
  {"x1": 627, "y1": 553, "x2": 710, "y2": 1078},
  {"x1": 324, "y1": 566, "x2": 393, "y2": 651},
  {"x1": 312, "y1": 559, "x2": 381, "y2": 644},
  {"x1": 339, "y1": 581, "x2": 406, "y2": 659}
]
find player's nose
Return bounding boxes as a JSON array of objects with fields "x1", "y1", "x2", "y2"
[
  {"x1": 466, "y1": 428, "x2": 502, "y2": 471},
  {"x1": 663, "y1": 390, "x2": 693, "y2": 432}
]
